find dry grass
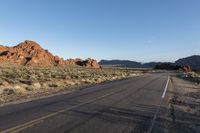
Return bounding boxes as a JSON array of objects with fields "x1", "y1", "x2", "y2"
[
  {"x1": 177, "y1": 71, "x2": 200, "y2": 85},
  {"x1": 0, "y1": 65, "x2": 149, "y2": 104}
]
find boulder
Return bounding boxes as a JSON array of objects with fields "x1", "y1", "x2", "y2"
[
  {"x1": 81, "y1": 58, "x2": 101, "y2": 69},
  {"x1": 182, "y1": 65, "x2": 191, "y2": 73},
  {"x1": 0, "y1": 40, "x2": 101, "y2": 68}
]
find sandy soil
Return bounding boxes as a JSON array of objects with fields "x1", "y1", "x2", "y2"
[{"x1": 166, "y1": 76, "x2": 200, "y2": 133}]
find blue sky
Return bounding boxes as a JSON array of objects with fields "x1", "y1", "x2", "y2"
[{"x1": 0, "y1": 0, "x2": 200, "y2": 62}]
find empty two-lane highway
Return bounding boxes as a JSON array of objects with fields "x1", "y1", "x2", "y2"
[{"x1": 0, "y1": 73, "x2": 171, "y2": 133}]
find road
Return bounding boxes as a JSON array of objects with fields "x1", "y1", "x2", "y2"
[{"x1": 0, "y1": 73, "x2": 191, "y2": 133}]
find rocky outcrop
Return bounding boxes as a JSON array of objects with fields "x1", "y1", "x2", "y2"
[
  {"x1": 175, "y1": 55, "x2": 200, "y2": 70},
  {"x1": 76, "y1": 58, "x2": 101, "y2": 69},
  {"x1": 0, "y1": 40, "x2": 101, "y2": 68},
  {"x1": 182, "y1": 65, "x2": 191, "y2": 73},
  {"x1": 0, "y1": 41, "x2": 60, "y2": 66},
  {"x1": 154, "y1": 63, "x2": 191, "y2": 72}
]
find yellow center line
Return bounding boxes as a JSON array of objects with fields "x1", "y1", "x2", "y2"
[{"x1": 1, "y1": 88, "x2": 122, "y2": 133}]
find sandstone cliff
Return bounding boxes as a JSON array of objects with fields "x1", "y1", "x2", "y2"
[{"x1": 0, "y1": 40, "x2": 101, "y2": 68}]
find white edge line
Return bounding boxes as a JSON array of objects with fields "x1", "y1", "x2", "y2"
[
  {"x1": 147, "y1": 75, "x2": 171, "y2": 133},
  {"x1": 1, "y1": 88, "x2": 122, "y2": 133},
  {"x1": 162, "y1": 75, "x2": 170, "y2": 99}
]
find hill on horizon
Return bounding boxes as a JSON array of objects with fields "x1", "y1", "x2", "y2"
[
  {"x1": 99, "y1": 60, "x2": 142, "y2": 68},
  {"x1": 99, "y1": 55, "x2": 200, "y2": 70},
  {"x1": 0, "y1": 40, "x2": 101, "y2": 68},
  {"x1": 175, "y1": 55, "x2": 200, "y2": 70},
  {"x1": 99, "y1": 60, "x2": 173, "y2": 68}
]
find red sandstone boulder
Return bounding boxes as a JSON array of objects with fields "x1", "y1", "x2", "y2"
[
  {"x1": 0, "y1": 41, "x2": 59, "y2": 66},
  {"x1": 65, "y1": 59, "x2": 77, "y2": 65},
  {"x1": 0, "y1": 40, "x2": 101, "y2": 68},
  {"x1": 182, "y1": 65, "x2": 191, "y2": 73},
  {"x1": 80, "y1": 58, "x2": 101, "y2": 69}
]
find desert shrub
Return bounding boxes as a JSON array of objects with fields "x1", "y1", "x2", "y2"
[
  {"x1": 28, "y1": 74, "x2": 37, "y2": 81},
  {"x1": 70, "y1": 74, "x2": 80, "y2": 79},
  {"x1": 32, "y1": 82, "x2": 41, "y2": 89},
  {"x1": 37, "y1": 72, "x2": 45, "y2": 80},
  {"x1": 41, "y1": 69, "x2": 50, "y2": 75},
  {"x1": 45, "y1": 72, "x2": 52, "y2": 78},
  {"x1": 5, "y1": 78, "x2": 17, "y2": 84},
  {"x1": 20, "y1": 80, "x2": 32, "y2": 85},
  {"x1": 48, "y1": 83, "x2": 59, "y2": 87},
  {"x1": 61, "y1": 73, "x2": 70, "y2": 79},
  {"x1": 25, "y1": 86, "x2": 34, "y2": 91},
  {"x1": 0, "y1": 78, "x2": 4, "y2": 85},
  {"x1": 50, "y1": 72, "x2": 57, "y2": 78},
  {"x1": 2, "y1": 88, "x2": 15, "y2": 95}
]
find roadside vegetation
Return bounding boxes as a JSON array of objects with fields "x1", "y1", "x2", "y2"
[
  {"x1": 177, "y1": 71, "x2": 200, "y2": 85},
  {"x1": 167, "y1": 76, "x2": 200, "y2": 132},
  {"x1": 0, "y1": 65, "x2": 148, "y2": 104}
]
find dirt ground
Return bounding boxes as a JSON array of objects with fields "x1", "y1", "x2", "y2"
[{"x1": 166, "y1": 75, "x2": 200, "y2": 133}]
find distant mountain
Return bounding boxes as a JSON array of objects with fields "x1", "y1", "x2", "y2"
[
  {"x1": 142, "y1": 62, "x2": 168, "y2": 68},
  {"x1": 175, "y1": 55, "x2": 200, "y2": 70},
  {"x1": 154, "y1": 63, "x2": 181, "y2": 70},
  {"x1": 99, "y1": 60, "x2": 170, "y2": 68},
  {"x1": 99, "y1": 60, "x2": 142, "y2": 68},
  {"x1": 99, "y1": 55, "x2": 200, "y2": 70}
]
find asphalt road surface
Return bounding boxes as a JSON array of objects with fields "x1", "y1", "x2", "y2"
[{"x1": 0, "y1": 72, "x2": 194, "y2": 133}]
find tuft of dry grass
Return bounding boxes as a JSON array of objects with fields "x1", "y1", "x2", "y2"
[{"x1": 178, "y1": 71, "x2": 200, "y2": 85}]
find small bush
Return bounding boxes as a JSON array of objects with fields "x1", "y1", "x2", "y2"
[
  {"x1": 25, "y1": 86, "x2": 34, "y2": 91},
  {"x1": 3, "y1": 88, "x2": 15, "y2": 95},
  {"x1": 48, "y1": 83, "x2": 59, "y2": 87},
  {"x1": 20, "y1": 80, "x2": 32, "y2": 85}
]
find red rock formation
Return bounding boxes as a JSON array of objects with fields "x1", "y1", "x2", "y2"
[
  {"x1": 182, "y1": 65, "x2": 191, "y2": 73},
  {"x1": 65, "y1": 59, "x2": 77, "y2": 65},
  {"x1": 0, "y1": 41, "x2": 58, "y2": 66},
  {"x1": 63, "y1": 58, "x2": 100, "y2": 68},
  {"x1": 76, "y1": 58, "x2": 101, "y2": 69},
  {"x1": 0, "y1": 40, "x2": 101, "y2": 68}
]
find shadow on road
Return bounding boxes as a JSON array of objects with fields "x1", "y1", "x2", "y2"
[{"x1": 51, "y1": 102, "x2": 200, "y2": 133}]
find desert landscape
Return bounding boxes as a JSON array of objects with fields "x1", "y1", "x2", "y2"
[
  {"x1": 0, "y1": 41, "x2": 199, "y2": 133},
  {"x1": 0, "y1": 1, "x2": 200, "y2": 133},
  {"x1": 0, "y1": 41, "x2": 146, "y2": 105}
]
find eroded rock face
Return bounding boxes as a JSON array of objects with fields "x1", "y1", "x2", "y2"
[
  {"x1": 76, "y1": 58, "x2": 101, "y2": 69},
  {"x1": 182, "y1": 65, "x2": 191, "y2": 73},
  {"x1": 0, "y1": 40, "x2": 101, "y2": 68},
  {"x1": 0, "y1": 41, "x2": 59, "y2": 66}
]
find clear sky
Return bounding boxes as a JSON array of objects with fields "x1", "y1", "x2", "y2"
[{"x1": 0, "y1": 0, "x2": 200, "y2": 62}]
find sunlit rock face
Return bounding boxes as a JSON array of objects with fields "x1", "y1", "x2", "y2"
[{"x1": 0, "y1": 40, "x2": 101, "y2": 68}]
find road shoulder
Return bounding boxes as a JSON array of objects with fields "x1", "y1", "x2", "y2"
[{"x1": 166, "y1": 76, "x2": 200, "y2": 133}]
